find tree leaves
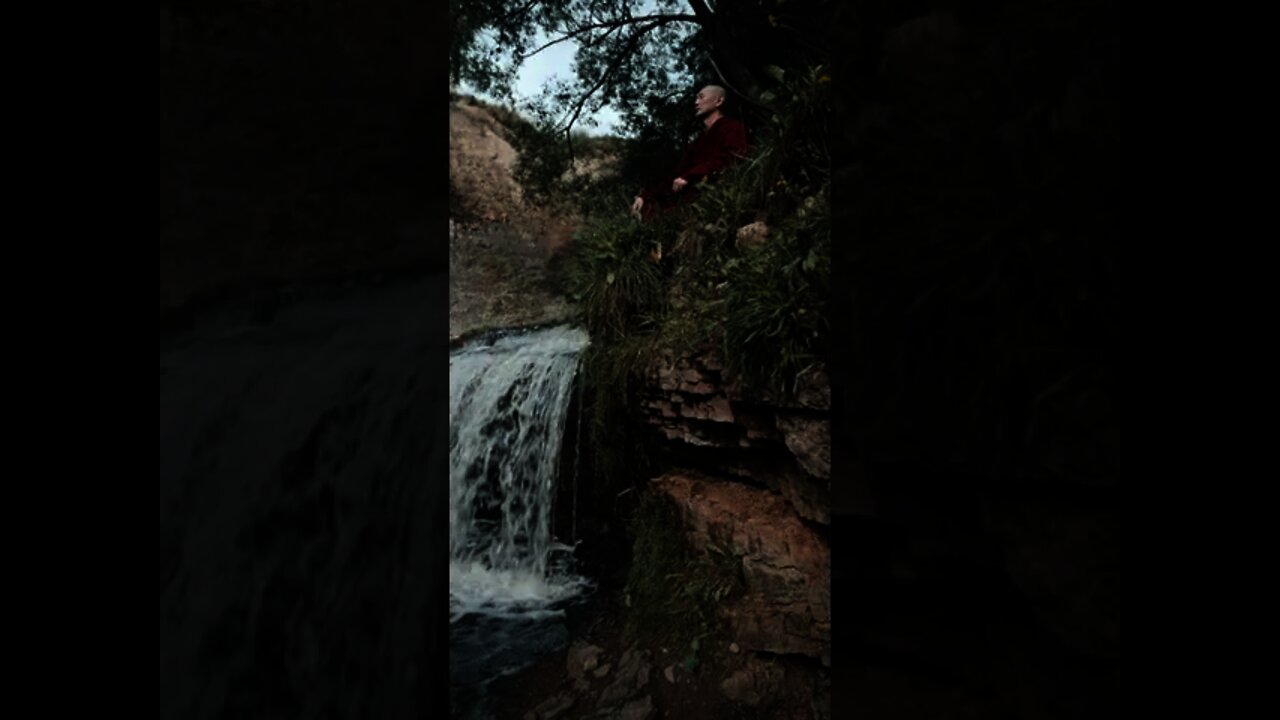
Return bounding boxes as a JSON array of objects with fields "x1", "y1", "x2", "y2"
[{"x1": 454, "y1": 0, "x2": 829, "y2": 144}]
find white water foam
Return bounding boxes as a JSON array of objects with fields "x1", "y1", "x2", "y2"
[{"x1": 449, "y1": 325, "x2": 591, "y2": 621}]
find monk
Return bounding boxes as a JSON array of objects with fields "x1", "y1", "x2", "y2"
[{"x1": 631, "y1": 85, "x2": 749, "y2": 221}]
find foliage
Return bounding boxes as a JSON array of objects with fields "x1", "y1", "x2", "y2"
[
  {"x1": 562, "y1": 210, "x2": 678, "y2": 341},
  {"x1": 719, "y1": 188, "x2": 830, "y2": 395},
  {"x1": 563, "y1": 65, "x2": 831, "y2": 399},
  {"x1": 623, "y1": 491, "x2": 743, "y2": 651},
  {"x1": 451, "y1": 0, "x2": 832, "y2": 199},
  {"x1": 451, "y1": 0, "x2": 704, "y2": 130}
]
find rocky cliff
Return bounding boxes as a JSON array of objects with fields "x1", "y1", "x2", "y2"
[{"x1": 641, "y1": 344, "x2": 833, "y2": 670}]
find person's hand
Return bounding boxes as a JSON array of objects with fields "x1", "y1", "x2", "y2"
[
  {"x1": 631, "y1": 196, "x2": 644, "y2": 217},
  {"x1": 672, "y1": 177, "x2": 689, "y2": 193}
]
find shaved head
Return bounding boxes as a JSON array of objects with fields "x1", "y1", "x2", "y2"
[{"x1": 694, "y1": 85, "x2": 728, "y2": 121}]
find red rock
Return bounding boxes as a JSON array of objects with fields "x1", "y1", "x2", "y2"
[
  {"x1": 653, "y1": 473, "x2": 830, "y2": 662},
  {"x1": 678, "y1": 396, "x2": 735, "y2": 424},
  {"x1": 680, "y1": 381, "x2": 717, "y2": 394}
]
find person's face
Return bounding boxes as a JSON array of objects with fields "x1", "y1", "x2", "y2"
[{"x1": 694, "y1": 87, "x2": 722, "y2": 117}]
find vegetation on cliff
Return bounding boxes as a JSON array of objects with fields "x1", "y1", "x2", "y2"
[{"x1": 623, "y1": 492, "x2": 743, "y2": 660}]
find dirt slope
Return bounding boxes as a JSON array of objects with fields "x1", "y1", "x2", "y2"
[{"x1": 448, "y1": 96, "x2": 579, "y2": 340}]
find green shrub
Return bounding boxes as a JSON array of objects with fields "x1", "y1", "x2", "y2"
[
  {"x1": 563, "y1": 210, "x2": 680, "y2": 341},
  {"x1": 719, "y1": 184, "x2": 830, "y2": 397},
  {"x1": 623, "y1": 491, "x2": 743, "y2": 651}
]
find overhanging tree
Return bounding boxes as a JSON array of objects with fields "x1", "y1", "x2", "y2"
[{"x1": 450, "y1": 0, "x2": 830, "y2": 138}]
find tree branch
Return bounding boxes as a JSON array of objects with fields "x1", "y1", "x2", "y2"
[
  {"x1": 558, "y1": 21, "x2": 662, "y2": 138},
  {"x1": 497, "y1": 0, "x2": 543, "y2": 25},
  {"x1": 518, "y1": 14, "x2": 701, "y2": 60},
  {"x1": 519, "y1": 22, "x2": 622, "y2": 61}
]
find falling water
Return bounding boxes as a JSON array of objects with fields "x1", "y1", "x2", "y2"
[
  {"x1": 572, "y1": 374, "x2": 583, "y2": 544},
  {"x1": 449, "y1": 323, "x2": 590, "y2": 621}
]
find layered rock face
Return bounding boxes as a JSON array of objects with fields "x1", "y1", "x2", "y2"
[
  {"x1": 639, "y1": 345, "x2": 832, "y2": 668},
  {"x1": 654, "y1": 473, "x2": 831, "y2": 665},
  {"x1": 639, "y1": 346, "x2": 831, "y2": 525}
]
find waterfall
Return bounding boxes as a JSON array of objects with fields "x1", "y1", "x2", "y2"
[{"x1": 449, "y1": 325, "x2": 591, "y2": 621}]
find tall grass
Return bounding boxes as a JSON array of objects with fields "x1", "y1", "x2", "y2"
[
  {"x1": 624, "y1": 491, "x2": 744, "y2": 652},
  {"x1": 562, "y1": 208, "x2": 680, "y2": 341}
]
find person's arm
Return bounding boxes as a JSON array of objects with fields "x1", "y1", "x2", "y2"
[{"x1": 634, "y1": 185, "x2": 656, "y2": 214}]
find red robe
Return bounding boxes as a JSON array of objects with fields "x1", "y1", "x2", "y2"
[{"x1": 638, "y1": 115, "x2": 749, "y2": 220}]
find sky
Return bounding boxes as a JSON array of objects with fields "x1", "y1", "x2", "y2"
[
  {"x1": 460, "y1": 31, "x2": 624, "y2": 137},
  {"x1": 458, "y1": 0, "x2": 683, "y2": 137},
  {"x1": 515, "y1": 38, "x2": 625, "y2": 136}
]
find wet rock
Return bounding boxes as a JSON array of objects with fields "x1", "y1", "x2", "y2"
[
  {"x1": 566, "y1": 641, "x2": 604, "y2": 680},
  {"x1": 619, "y1": 694, "x2": 654, "y2": 720},
  {"x1": 597, "y1": 646, "x2": 651, "y2": 707}
]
